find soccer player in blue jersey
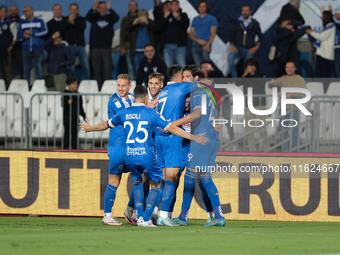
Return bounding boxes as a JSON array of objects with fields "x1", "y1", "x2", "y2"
[
  {"x1": 155, "y1": 64, "x2": 197, "y2": 226},
  {"x1": 80, "y1": 86, "x2": 209, "y2": 227},
  {"x1": 172, "y1": 64, "x2": 225, "y2": 227},
  {"x1": 103, "y1": 73, "x2": 135, "y2": 225},
  {"x1": 147, "y1": 72, "x2": 164, "y2": 103}
]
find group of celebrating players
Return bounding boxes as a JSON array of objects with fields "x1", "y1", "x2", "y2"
[{"x1": 80, "y1": 64, "x2": 226, "y2": 227}]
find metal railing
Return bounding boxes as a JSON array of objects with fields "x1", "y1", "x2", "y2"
[
  {"x1": 1, "y1": 92, "x2": 340, "y2": 153},
  {"x1": 29, "y1": 93, "x2": 112, "y2": 150},
  {"x1": 0, "y1": 92, "x2": 25, "y2": 149}
]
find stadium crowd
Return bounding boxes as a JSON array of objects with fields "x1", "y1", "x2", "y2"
[{"x1": 0, "y1": 0, "x2": 339, "y2": 90}]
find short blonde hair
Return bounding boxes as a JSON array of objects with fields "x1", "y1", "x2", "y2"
[
  {"x1": 148, "y1": 72, "x2": 164, "y2": 83},
  {"x1": 117, "y1": 73, "x2": 132, "y2": 84}
]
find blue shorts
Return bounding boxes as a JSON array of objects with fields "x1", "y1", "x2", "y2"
[
  {"x1": 188, "y1": 137, "x2": 218, "y2": 171},
  {"x1": 125, "y1": 147, "x2": 163, "y2": 183},
  {"x1": 156, "y1": 133, "x2": 182, "y2": 168},
  {"x1": 108, "y1": 146, "x2": 128, "y2": 175}
]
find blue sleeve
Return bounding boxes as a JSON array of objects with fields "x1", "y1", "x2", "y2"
[
  {"x1": 34, "y1": 20, "x2": 48, "y2": 37},
  {"x1": 192, "y1": 91, "x2": 202, "y2": 109},
  {"x1": 152, "y1": 111, "x2": 171, "y2": 130},
  {"x1": 180, "y1": 82, "x2": 196, "y2": 95},
  {"x1": 107, "y1": 97, "x2": 118, "y2": 119},
  {"x1": 211, "y1": 15, "x2": 218, "y2": 27},
  {"x1": 191, "y1": 17, "x2": 198, "y2": 29},
  {"x1": 107, "y1": 113, "x2": 121, "y2": 128}
]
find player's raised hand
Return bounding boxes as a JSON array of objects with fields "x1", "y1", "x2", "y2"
[
  {"x1": 79, "y1": 118, "x2": 93, "y2": 132},
  {"x1": 146, "y1": 99, "x2": 158, "y2": 109},
  {"x1": 106, "y1": 0, "x2": 111, "y2": 10},
  {"x1": 92, "y1": 0, "x2": 99, "y2": 11},
  {"x1": 193, "y1": 133, "x2": 209, "y2": 145}
]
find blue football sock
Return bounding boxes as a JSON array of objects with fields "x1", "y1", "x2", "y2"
[
  {"x1": 198, "y1": 181, "x2": 213, "y2": 213},
  {"x1": 104, "y1": 184, "x2": 117, "y2": 214},
  {"x1": 143, "y1": 182, "x2": 150, "y2": 210},
  {"x1": 127, "y1": 185, "x2": 135, "y2": 209},
  {"x1": 160, "y1": 180, "x2": 176, "y2": 214},
  {"x1": 179, "y1": 169, "x2": 197, "y2": 221},
  {"x1": 144, "y1": 187, "x2": 161, "y2": 221},
  {"x1": 200, "y1": 175, "x2": 224, "y2": 219},
  {"x1": 155, "y1": 179, "x2": 165, "y2": 210},
  {"x1": 133, "y1": 183, "x2": 144, "y2": 219},
  {"x1": 169, "y1": 182, "x2": 179, "y2": 213}
]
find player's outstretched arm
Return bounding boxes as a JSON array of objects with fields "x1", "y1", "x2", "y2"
[
  {"x1": 172, "y1": 106, "x2": 202, "y2": 127},
  {"x1": 167, "y1": 124, "x2": 209, "y2": 145},
  {"x1": 79, "y1": 118, "x2": 109, "y2": 132}
]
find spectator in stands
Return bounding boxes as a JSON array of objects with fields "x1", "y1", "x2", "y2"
[
  {"x1": 63, "y1": 77, "x2": 86, "y2": 150},
  {"x1": 120, "y1": 0, "x2": 138, "y2": 80},
  {"x1": 189, "y1": 1, "x2": 218, "y2": 66},
  {"x1": 17, "y1": 6, "x2": 47, "y2": 85},
  {"x1": 228, "y1": 5, "x2": 262, "y2": 78},
  {"x1": 241, "y1": 58, "x2": 268, "y2": 151},
  {"x1": 47, "y1": 4, "x2": 68, "y2": 38},
  {"x1": 86, "y1": 0, "x2": 119, "y2": 89},
  {"x1": 333, "y1": 6, "x2": 340, "y2": 77},
  {"x1": 201, "y1": 60, "x2": 223, "y2": 78},
  {"x1": 306, "y1": 10, "x2": 335, "y2": 80},
  {"x1": 136, "y1": 44, "x2": 168, "y2": 86},
  {"x1": 9, "y1": 6, "x2": 23, "y2": 80},
  {"x1": 159, "y1": 0, "x2": 190, "y2": 67},
  {"x1": 127, "y1": 9, "x2": 157, "y2": 77},
  {"x1": 44, "y1": 31, "x2": 74, "y2": 92},
  {"x1": 0, "y1": 6, "x2": 14, "y2": 88},
  {"x1": 64, "y1": 3, "x2": 90, "y2": 80},
  {"x1": 153, "y1": 0, "x2": 171, "y2": 58},
  {"x1": 273, "y1": 0, "x2": 311, "y2": 77},
  {"x1": 268, "y1": 61, "x2": 306, "y2": 152}
]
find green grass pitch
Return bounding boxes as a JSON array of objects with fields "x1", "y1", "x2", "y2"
[{"x1": 1, "y1": 217, "x2": 340, "y2": 255}]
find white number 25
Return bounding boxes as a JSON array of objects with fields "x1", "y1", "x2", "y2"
[{"x1": 124, "y1": 121, "x2": 148, "y2": 144}]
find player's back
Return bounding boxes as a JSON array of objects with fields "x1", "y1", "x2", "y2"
[
  {"x1": 157, "y1": 82, "x2": 192, "y2": 123},
  {"x1": 191, "y1": 88, "x2": 217, "y2": 138},
  {"x1": 107, "y1": 93, "x2": 134, "y2": 147},
  {"x1": 118, "y1": 104, "x2": 170, "y2": 158}
]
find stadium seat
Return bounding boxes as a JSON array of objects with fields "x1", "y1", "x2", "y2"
[
  {"x1": 78, "y1": 80, "x2": 99, "y2": 94},
  {"x1": 0, "y1": 94, "x2": 15, "y2": 116},
  {"x1": 42, "y1": 94, "x2": 63, "y2": 122},
  {"x1": 326, "y1": 82, "x2": 340, "y2": 96},
  {"x1": 0, "y1": 116, "x2": 11, "y2": 137},
  {"x1": 97, "y1": 98, "x2": 110, "y2": 121},
  {"x1": 0, "y1": 79, "x2": 6, "y2": 91},
  {"x1": 55, "y1": 120, "x2": 64, "y2": 138},
  {"x1": 12, "y1": 116, "x2": 25, "y2": 137},
  {"x1": 306, "y1": 82, "x2": 324, "y2": 97},
  {"x1": 101, "y1": 80, "x2": 117, "y2": 94},
  {"x1": 32, "y1": 118, "x2": 60, "y2": 138},
  {"x1": 5, "y1": 99, "x2": 23, "y2": 122},
  {"x1": 8, "y1": 79, "x2": 29, "y2": 93},
  {"x1": 31, "y1": 100, "x2": 49, "y2": 124},
  {"x1": 31, "y1": 79, "x2": 47, "y2": 93},
  {"x1": 86, "y1": 94, "x2": 107, "y2": 112},
  {"x1": 131, "y1": 80, "x2": 136, "y2": 93},
  {"x1": 327, "y1": 103, "x2": 340, "y2": 140}
]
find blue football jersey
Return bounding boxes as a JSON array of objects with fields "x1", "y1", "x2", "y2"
[
  {"x1": 191, "y1": 88, "x2": 217, "y2": 135},
  {"x1": 107, "y1": 103, "x2": 171, "y2": 157},
  {"x1": 107, "y1": 93, "x2": 134, "y2": 146},
  {"x1": 157, "y1": 82, "x2": 194, "y2": 122}
]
